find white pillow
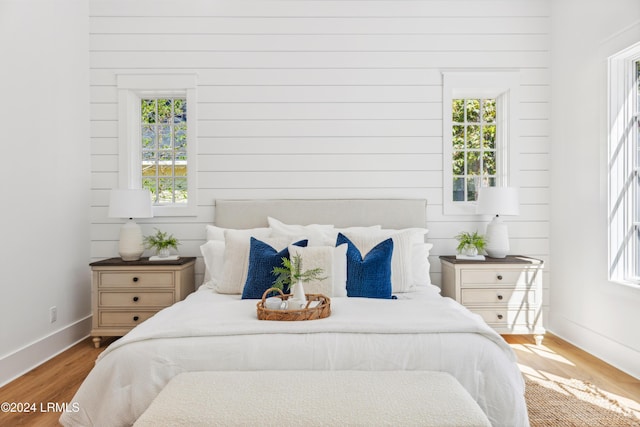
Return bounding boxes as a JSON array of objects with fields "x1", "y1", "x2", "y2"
[
  {"x1": 412, "y1": 243, "x2": 434, "y2": 286},
  {"x1": 288, "y1": 244, "x2": 348, "y2": 297},
  {"x1": 200, "y1": 240, "x2": 225, "y2": 286},
  {"x1": 202, "y1": 225, "x2": 272, "y2": 290},
  {"x1": 218, "y1": 233, "x2": 292, "y2": 294},
  {"x1": 327, "y1": 225, "x2": 382, "y2": 245},
  {"x1": 268, "y1": 217, "x2": 334, "y2": 246},
  {"x1": 206, "y1": 224, "x2": 271, "y2": 242},
  {"x1": 342, "y1": 228, "x2": 428, "y2": 293}
]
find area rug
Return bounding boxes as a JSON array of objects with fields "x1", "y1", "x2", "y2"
[{"x1": 525, "y1": 376, "x2": 640, "y2": 426}]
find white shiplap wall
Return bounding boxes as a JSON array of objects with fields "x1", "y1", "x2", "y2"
[{"x1": 89, "y1": 0, "x2": 550, "y2": 303}]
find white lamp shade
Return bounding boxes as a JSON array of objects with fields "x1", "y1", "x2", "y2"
[
  {"x1": 476, "y1": 186, "x2": 519, "y2": 216},
  {"x1": 108, "y1": 189, "x2": 152, "y2": 261},
  {"x1": 108, "y1": 189, "x2": 153, "y2": 219}
]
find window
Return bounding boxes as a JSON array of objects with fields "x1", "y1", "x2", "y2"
[
  {"x1": 442, "y1": 72, "x2": 519, "y2": 215},
  {"x1": 117, "y1": 74, "x2": 197, "y2": 216},
  {"x1": 608, "y1": 44, "x2": 640, "y2": 286}
]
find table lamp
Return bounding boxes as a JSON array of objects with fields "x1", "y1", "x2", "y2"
[
  {"x1": 108, "y1": 189, "x2": 153, "y2": 261},
  {"x1": 476, "y1": 186, "x2": 519, "y2": 258}
]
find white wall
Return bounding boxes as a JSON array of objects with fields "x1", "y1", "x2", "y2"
[
  {"x1": 89, "y1": 0, "x2": 551, "y2": 300},
  {"x1": 0, "y1": 0, "x2": 90, "y2": 385},
  {"x1": 550, "y1": 0, "x2": 640, "y2": 378}
]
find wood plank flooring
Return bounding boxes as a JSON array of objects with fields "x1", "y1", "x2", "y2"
[{"x1": 0, "y1": 334, "x2": 638, "y2": 426}]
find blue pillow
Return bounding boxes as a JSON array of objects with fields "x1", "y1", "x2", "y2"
[
  {"x1": 241, "y1": 238, "x2": 308, "y2": 299},
  {"x1": 336, "y1": 233, "x2": 393, "y2": 299}
]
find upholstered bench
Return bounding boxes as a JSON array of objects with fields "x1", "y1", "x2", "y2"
[{"x1": 134, "y1": 370, "x2": 491, "y2": 427}]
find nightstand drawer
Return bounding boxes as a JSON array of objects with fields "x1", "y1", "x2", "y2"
[
  {"x1": 99, "y1": 291, "x2": 174, "y2": 308},
  {"x1": 99, "y1": 311, "x2": 156, "y2": 327},
  {"x1": 471, "y1": 308, "x2": 538, "y2": 328},
  {"x1": 460, "y1": 270, "x2": 526, "y2": 286},
  {"x1": 461, "y1": 288, "x2": 536, "y2": 306},
  {"x1": 98, "y1": 272, "x2": 174, "y2": 288}
]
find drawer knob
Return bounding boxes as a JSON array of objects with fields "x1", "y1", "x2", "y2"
[
  {"x1": 497, "y1": 275, "x2": 503, "y2": 280},
  {"x1": 132, "y1": 277, "x2": 139, "y2": 283},
  {"x1": 497, "y1": 314, "x2": 503, "y2": 320},
  {"x1": 133, "y1": 296, "x2": 139, "y2": 302},
  {"x1": 133, "y1": 316, "x2": 139, "y2": 322},
  {"x1": 497, "y1": 294, "x2": 503, "y2": 300}
]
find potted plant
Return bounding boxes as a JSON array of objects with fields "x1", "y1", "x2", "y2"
[
  {"x1": 455, "y1": 231, "x2": 487, "y2": 257},
  {"x1": 272, "y1": 254, "x2": 326, "y2": 305},
  {"x1": 143, "y1": 228, "x2": 180, "y2": 258}
]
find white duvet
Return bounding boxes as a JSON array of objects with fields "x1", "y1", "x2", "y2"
[{"x1": 60, "y1": 287, "x2": 528, "y2": 427}]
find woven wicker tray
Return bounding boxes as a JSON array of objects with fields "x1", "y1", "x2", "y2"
[{"x1": 257, "y1": 288, "x2": 331, "y2": 321}]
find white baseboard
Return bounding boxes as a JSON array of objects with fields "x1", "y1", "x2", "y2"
[
  {"x1": 0, "y1": 315, "x2": 92, "y2": 388},
  {"x1": 548, "y1": 314, "x2": 640, "y2": 380}
]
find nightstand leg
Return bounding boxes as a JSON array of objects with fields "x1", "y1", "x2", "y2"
[
  {"x1": 92, "y1": 337, "x2": 102, "y2": 348},
  {"x1": 534, "y1": 334, "x2": 544, "y2": 346}
]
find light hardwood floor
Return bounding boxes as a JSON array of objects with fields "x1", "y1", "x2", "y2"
[{"x1": 0, "y1": 334, "x2": 638, "y2": 426}]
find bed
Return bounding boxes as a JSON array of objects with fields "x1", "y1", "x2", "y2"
[{"x1": 61, "y1": 199, "x2": 528, "y2": 427}]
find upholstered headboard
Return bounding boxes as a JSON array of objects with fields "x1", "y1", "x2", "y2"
[{"x1": 213, "y1": 199, "x2": 427, "y2": 229}]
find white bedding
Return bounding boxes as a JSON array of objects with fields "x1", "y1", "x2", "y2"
[{"x1": 61, "y1": 287, "x2": 528, "y2": 427}]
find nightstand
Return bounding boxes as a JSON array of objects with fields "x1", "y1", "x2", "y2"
[
  {"x1": 90, "y1": 257, "x2": 196, "y2": 348},
  {"x1": 439, "y1": 255, "x2": 545, "y2": 345}
]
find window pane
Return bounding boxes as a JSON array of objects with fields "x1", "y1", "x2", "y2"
[
  {"x1": 142, "y1": 150, "x2": 156, "y2": 165},
  {"x1": 483, "y1": 125, "x2": 496, "y2": 149},
  {"x1": 467, "y1": 125, "x2": 480, "y2": 148},
  {"x1": 158, "y1": 178, "x2": 174, "y2": 203},
  {"x1": 175, "y1": 178, "x2": 188, "y2": 203},
  {"x1": 142, "y1": 125, "x2": 155, "y2": 149},
  {"x1": 452, "y1": 99, "x2": 464, "y2": 122},
  {"x1": 483, "y1": 99, "x2": 496, "y2": 123},
  {"x1": 453, "y1": 125, "x2": 465, "y2": 149},
  {"x1": 467, "y1": 151, "x2": 480, "y2": 175},
  {"x1": 159, "y1": 125, "x2": 171, "y2": 149},
  {"x1": 175, "y1": 159, "x2": 187, "y2": 177},
  {"x1": 482, "y1": 176, "x2": 496, "y2": 188},
  {"x1": 466, "y1": 99, "x2": 480, "y2": 122},
  {"x1": 174, "y1": 99, "x2": 187, "y2": 123},
  {"x1": 157, "y1": 99, "x2": 172, "y2": 123},
  {"x1": 143, "y1": 178, "x2": 157, "y2": 203},
  {"x1": 452, "y1": 177, "x2": 465, "y2": 201},
  {"x1": 175, "y1": 124, "x2": 187, "y2": 149},
  {"x1": 452, "y1": 151, "x2": 464, "y2": 175},
  {"x1": 483, "y1": 151, "x2": 496, "y2": 175},
  {"x1": 141, "y1": 99, "x2": 156, "y2": 124},
  {"x1": 466, "y1": 177, "x2": 478, "y2": 201}
]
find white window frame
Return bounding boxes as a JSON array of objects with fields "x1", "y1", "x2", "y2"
[
  {"x1": 117, "y1": 74, "x2": 198, "y2": 217},
  {"x1": 608, "y1": 43, "x2": 640, "y2": 287},
  {"x1": 442, "y1": 71, "x2": 520, "y2": 215}
]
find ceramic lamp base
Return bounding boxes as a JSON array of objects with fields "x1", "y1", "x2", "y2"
[
  {"x1": 485, "y1": 216, "x2": 510, "y2": 258},
  {"x1": 118, "y1": 219, "x2": 144, "y2": 261}
]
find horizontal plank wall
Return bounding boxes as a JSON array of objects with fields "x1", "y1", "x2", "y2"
[{"x1": 89, "y1": 0, "x2": 551, "y2": 309}]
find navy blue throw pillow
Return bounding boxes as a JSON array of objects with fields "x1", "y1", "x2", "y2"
[
  {"x1": 336, "y1": 233, "x2": 393, "y2": 299},
  {"x1": 241, "y1": 238, "x2": 308, "y2": 299}
]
